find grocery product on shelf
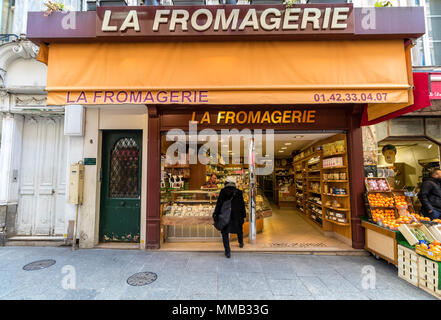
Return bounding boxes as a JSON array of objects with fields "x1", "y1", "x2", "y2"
[
  {"x1": 322, "y1": 140, "x2": 345, "y2": 157},
  {"x1": 322, "y1": 157, "x2": 343, "y2": 168}
]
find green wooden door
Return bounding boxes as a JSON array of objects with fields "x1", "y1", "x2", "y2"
[{"x1": 100, "y1": 131, "x2": 142, "y2": 242}]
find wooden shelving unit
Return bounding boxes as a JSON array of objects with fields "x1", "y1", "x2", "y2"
[
  {"x1": 321, "y1": 134, "x2": 351, "y2": 236},
  {"x1": 274, "y1": 160, "x2": 295, "y2": 208},
  {"x1": 292, "y1": 134, "x2": 352, "y2": 242},
  {"x1": 293, "y1": 150, "x2": 323, "y2": 225}
]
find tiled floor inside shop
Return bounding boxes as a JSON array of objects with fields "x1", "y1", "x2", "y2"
[{"x1": 160, "y1": 206, "x2": 361, "y2": 253}]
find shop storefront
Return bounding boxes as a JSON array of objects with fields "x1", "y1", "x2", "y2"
[{"x1": 27, "y1": 4, "x2": 425, "y2": 250}]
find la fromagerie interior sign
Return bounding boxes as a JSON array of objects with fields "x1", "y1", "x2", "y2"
[{"x1": 97, "y1": 4, "x2": 354, "y2": 38}]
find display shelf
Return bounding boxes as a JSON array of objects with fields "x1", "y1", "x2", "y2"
[
  {"x1": 322, "y1": 152, "x2": 346, "y2": 159},
  {"x1": 320, "y1": 135, "x2": 352, "y2": 237},
  {"x1": 173, "y1": 199, "x2": 213, "y2": 203},
  {"x1": 292, "y1": 134, "x2": 351, "y2": 233},
  {"x1": 322, "y1": 193, "x2": 349, "y2": 197},
  {"x1": 324, "y1": 217, "x2": 350, "y2": 226},
  {"x1": 323, "y1": 205, "x2": 350, "y2": 211}
]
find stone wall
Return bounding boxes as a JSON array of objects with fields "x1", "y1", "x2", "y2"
[{"x1": 0, "y1": 204, "x2": 17, "y2": 243}]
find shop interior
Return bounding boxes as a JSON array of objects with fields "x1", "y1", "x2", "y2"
[
  {"x1": 377, "y1": 139, "x2": 441, "y2": 213},
  {"x1": 159, "y1": 132, "x2": 357, "y2": 252}
]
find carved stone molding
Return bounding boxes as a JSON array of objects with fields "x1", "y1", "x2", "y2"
[
  {"x1": 15, "y1": 95, "x2": 47, "y2": 106},
  {"x1": 0, "y1": 39, "x2": 40, "y2": 87}
]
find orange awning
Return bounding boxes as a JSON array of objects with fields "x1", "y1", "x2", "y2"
[{"x1": 46, "y1": 40, "x2": 413, "y2": 121}]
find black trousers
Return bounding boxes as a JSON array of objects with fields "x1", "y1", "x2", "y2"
[{"x1": 221, "y1": 229, "x2": 243, "y2": 253}]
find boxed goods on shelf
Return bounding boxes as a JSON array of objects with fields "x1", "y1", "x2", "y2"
[
  {"x1": 399, "y1": 223, "x2": 435, "y2": 246},
  {"x1": 323, "y1": 172, "x2": 347, "y2": 181},
  {"x1": 322, "y1": 157, "x2": 343, "y2": 168},
  {"x1": 322, "y1": 140, "x2": 345, "y2": 156},
  {"x1": 397, "y1": 245, "x2": 419, "y2": 286}
]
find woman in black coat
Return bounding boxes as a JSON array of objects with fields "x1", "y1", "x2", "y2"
[{"x1": 213, "y1": 176, "x2": 247, "y2": 258}]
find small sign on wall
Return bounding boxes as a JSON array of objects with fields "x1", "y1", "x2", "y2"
[{"x1": 84, "y1": 158, "x2": 96, "y2": 166}]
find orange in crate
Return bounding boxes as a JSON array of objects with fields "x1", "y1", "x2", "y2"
[{"x1": 368, "y1": 193, "x2": 394, "y2": 207}]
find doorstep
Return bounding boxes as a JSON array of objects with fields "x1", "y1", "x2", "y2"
[
  {"x1": 6, "y1": 235, "x2": 67, "y2": 247},
  {"x1": 94, "y1": 242, "x2": 141, "y2": 250},
  {"x1": 159, "y1": 242, "x2": 369, "y2": 256}
]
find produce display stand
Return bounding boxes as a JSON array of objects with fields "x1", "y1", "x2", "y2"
[
  {"x1": 398, "y1": 244, "x2": 419, "y2": 286},
  {"x1": 394, "y1": 220, "x2": 441, "y2": 299},
  {"x1": 362, "y1": 177, "x2": 422, "y2": 266},
  {"x1": 361, "y1": 219, "x2": 398, "y2": 266},
  {"x1": 395, "y1": 242, "x2": 441, "y2": 299},
  {"x1": 418, "y1": 255, "x2": 441, "y2": 298}
]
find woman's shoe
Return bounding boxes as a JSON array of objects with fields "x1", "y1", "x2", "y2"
[{"x1": 225, "y1": 251, "x2": 231, "y2": 258}]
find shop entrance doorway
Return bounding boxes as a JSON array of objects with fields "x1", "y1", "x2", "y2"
[
  {"x1": 99, "y1": 130, "x2": 142, "y2": 243},
  {"x1": 159, "y1": 130, "x2": 358, "y2": 252}
]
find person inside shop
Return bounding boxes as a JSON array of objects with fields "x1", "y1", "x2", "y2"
[
  {"x1": 418, "y1": 168, "x2": 441, "y2": 220},
  {"x1": 203, "y1": 174, "x2": 217, "y2": 189},
  {"x1": 212, "y1": 176, "x2": 246, "y2": 258}
]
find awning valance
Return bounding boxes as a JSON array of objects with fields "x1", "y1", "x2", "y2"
[{"x1": 45, "y1": 40, "x2": 413, "y2": 121}]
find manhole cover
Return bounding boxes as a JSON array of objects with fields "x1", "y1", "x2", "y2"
[
  {"x1": 127, "y1": 272, "x2": 157, "y2": 286},
  {"x1": 23, "y1": 259, "x2": 56, "y2": 271}
]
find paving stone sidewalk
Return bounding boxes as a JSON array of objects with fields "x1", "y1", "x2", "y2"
[{"x1": 0, "y1": 246, "x2": 436, "y2": 300}]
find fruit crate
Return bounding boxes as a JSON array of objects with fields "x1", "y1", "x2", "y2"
[
  {"x1": 398, "y1": 223, "x2": 435, "y2": 246},
  {"x1": 429, "y1": 225, "x2": 441, "y2": 242},
  {"x1": 418, "y1": 255, "x2": 441, "y2": 299},
  {"x1": 364, "y1": 177, "x2": 391, "y2": 192},
  {"x1": 393, "y1": 190, "x2": 416, "y2": 215},
  {"x1": 397, "y1": 245, "x2": 419, "y2": 286},
  {"x1": 416, "y1": 244, "x2": 441, "y2": 262},
  {"x1": 365, "y1": 191, "x2": 398, "y2": 223}
]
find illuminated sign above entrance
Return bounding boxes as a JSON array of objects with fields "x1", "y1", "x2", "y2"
[
  {"x1": 97, "y1": 4, "x2": 354, "y2": 37},
  {"x1": 191, "y1": 110, "x2": 317, "y2": 125}
]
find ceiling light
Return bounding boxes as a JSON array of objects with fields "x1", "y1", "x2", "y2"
[
  {"x1": 278, "y1": 150, "x2": 284, "y2": 153},
  {"x1": 284, "y1": 142, "x2": 292, "y2": 146},
  {"x1": 281, "y1": 147, "x2": 287, "y2": 150},
  {"x1": 294, "y1": 135, "x2": 304, "y2": 139},
  {"x1": 428, "y1": 144, "x2": 433, "y2": 149}
]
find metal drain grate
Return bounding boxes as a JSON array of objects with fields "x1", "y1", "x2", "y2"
[
  {"x1": 127, "y1": 272, "x2": 157, "y2": 286},
  {"x1": 23, "y1": 259, "x2": 56, "y2": 271}
]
